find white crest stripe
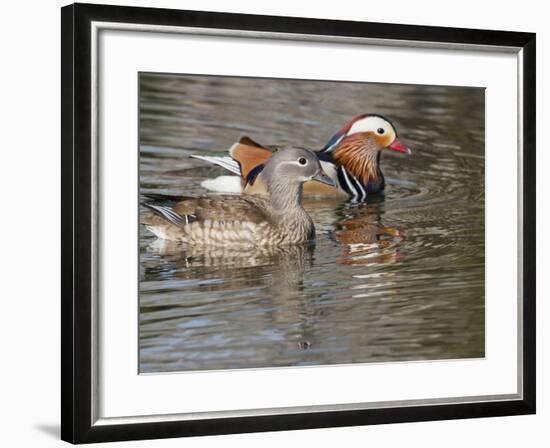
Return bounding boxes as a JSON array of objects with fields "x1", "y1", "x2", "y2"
[{"x1": 326, "y1": 135, "x2": 344, "y2": 152}]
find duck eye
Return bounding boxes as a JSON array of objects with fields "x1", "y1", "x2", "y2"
[
  {"x1": 298, "y1": 157, "x2": 307, "y2": 165},
  {"x1": 377, "y1": 128, "x2": 385, "y2": 134}
]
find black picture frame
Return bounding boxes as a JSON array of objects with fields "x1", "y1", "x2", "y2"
[{"x1": 61, "y1": 2, "x2": 536, "y2": 444}]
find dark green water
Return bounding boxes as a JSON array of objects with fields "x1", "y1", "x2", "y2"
[{"x1": 139, "y1": 73, "x2": 485, "y2": 373}]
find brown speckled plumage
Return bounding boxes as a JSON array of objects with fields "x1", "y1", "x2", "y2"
[
  {"x1": 142, "y1": 147, "x2": 334, "y2": 247},
  {"x1": 142, "y1": 194, "x2": 314, "y2": 247}
]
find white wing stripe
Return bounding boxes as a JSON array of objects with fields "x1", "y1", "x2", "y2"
[
  {"x1": 341, "y1": 167, "x2": 358, "y2": 198},
  {"x1": 147, "y1": 204, "x2": 187, "y2": 226},
  {"x1": 353, "y1": 174, "x2": 366, "y2": 200}
]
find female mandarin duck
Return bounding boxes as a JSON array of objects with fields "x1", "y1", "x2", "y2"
[
  {"x1": 141, "y1": 147, "x2": 335, "y2": 247},
  {"x1": 192, "y1": 114, "x2": 411, "y2": 201}
]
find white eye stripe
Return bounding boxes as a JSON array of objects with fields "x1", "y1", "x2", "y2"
[{"x1": 284, "y1": 159, "x2": 309, "y2": 167}]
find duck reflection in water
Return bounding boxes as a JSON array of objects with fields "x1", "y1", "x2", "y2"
[
  {"x1": 143, "y1": 237, "x2": 314, "y2": 295},
  {"x1": 142, "y1": 195, "x2": 405, "y2": 284},
  {"x1": 330, "y1": 199, "x2": 406, "y2": 267}
]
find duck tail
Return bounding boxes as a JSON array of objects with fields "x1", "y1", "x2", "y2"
[{"x1": 189, "y1": 155, "x2": 241, "y2": 175}]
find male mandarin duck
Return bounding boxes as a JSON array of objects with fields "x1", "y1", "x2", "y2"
[
  {"x1": 141, "y1": 147, "x2": 335, "y2": 247},
  {"x1": 191, "y1": 114, "x2": 411, "y2": 200}
]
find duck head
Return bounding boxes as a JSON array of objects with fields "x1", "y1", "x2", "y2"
[
  {"x1": 324, "y1": 114, "x2": 411, "y2": 155},
  {"x1": 264, "y1": 147, "x2": 334, "y2": 187},
  {"x1": 323, "y1": 114, "x2": 411, "y2": 189},
  {"x1": 262, "y1": 147, "x2": 335, "y2": 209}
]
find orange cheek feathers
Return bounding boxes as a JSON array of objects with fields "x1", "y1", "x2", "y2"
[{"x1": 379, "y1": 133, "x2": 394, "y2": 148}]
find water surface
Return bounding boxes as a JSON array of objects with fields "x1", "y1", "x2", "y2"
[{"x1": 139, "y1": 74, "x2": 485, "y2": 373}]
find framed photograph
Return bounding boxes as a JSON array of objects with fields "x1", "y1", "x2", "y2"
[{"x1": 61, "y1": 2, "x2": 536, "y2": 443}]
